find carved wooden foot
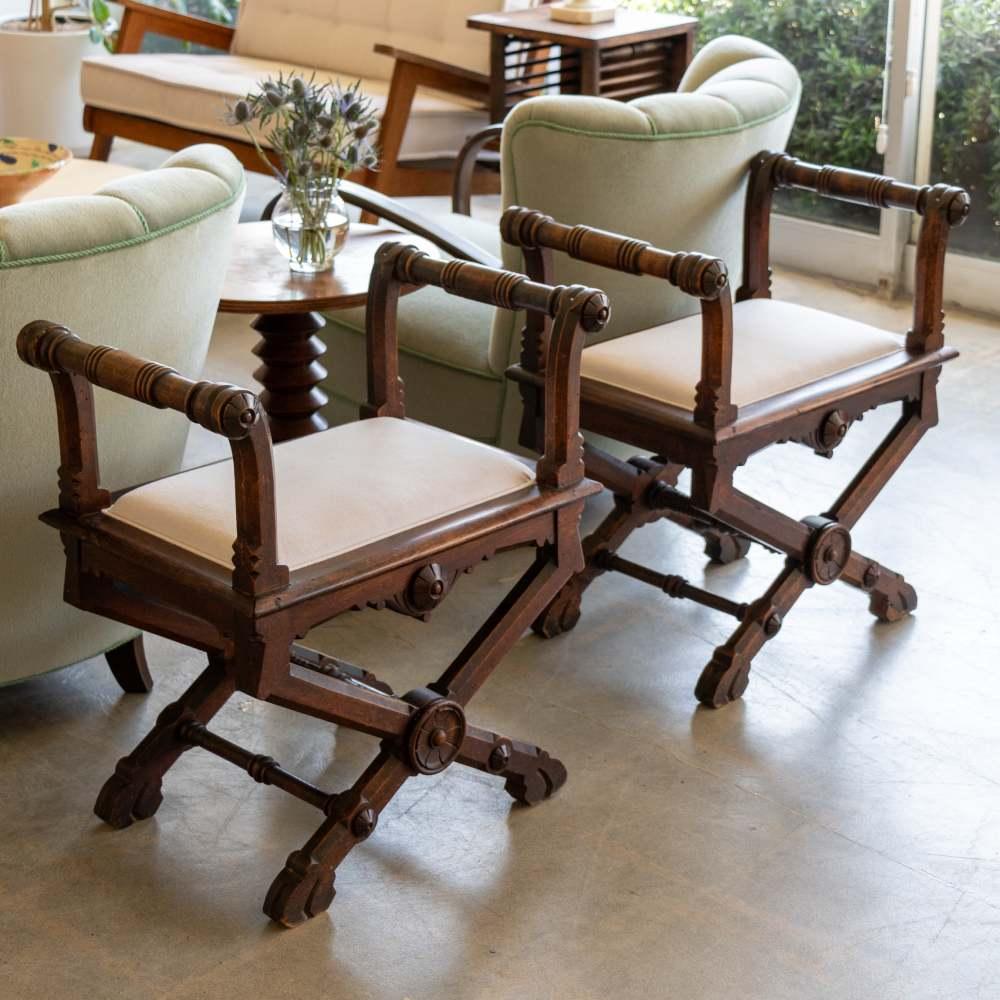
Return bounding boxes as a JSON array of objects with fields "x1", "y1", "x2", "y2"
[
  {"x1": 503, "y1": 749, "x2": 568, "y2": 806},
  {"x1": 94, "y1": 765, "x2": 164, "y2": 829},
  {"x1": 869, "y1": 575, "x2": 918, "y2": 623},
  {"x1": 693, "y1": 563, "x2": 810, "y2": 708},
  {"x1": 694, "y1": 649, "x2": 751, "y2": 709},
  {"x1": 93, "y1": 657, "x2": 234, "y2": 829},
  {"x1": 105, "y1": 635, "x2": 153, "y2": 694},
  {"x1": 702, "y1": 529, "x2": 752, "y2": 566},
  {"x1": 531, "y1": 578, "x2": 584, "y2": 638},
  {"x1": 263, "y1": 850, "x2": 337, "y2": 928}
]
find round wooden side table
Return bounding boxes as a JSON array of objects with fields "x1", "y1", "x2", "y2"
[{"x1": 218, "y1": 222, "x2": 438, "y2": 442}]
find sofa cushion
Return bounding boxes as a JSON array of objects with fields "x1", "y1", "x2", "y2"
[
  {"x1": 81, "y1": 54, "x2": 489, "y2": 161},
  {"x1": 231, "y1": 0, "x2": 531, "y2": 80},
  {"x1": 580, "y1": 299, "x2": 903, "y2": 410},
  {"x1": 105, "y1": 417, "x2": 535, "y2": 571}
]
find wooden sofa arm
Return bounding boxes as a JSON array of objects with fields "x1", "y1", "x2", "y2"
[
  {"x1": 17, "y1": 321, "x2": 286, "y2": 596},
  {"x1": 117, "y1": 0, "x2": 235, "y2": 54},
  {"x1": 453, "y1": 124, "x2": 502, "y2": 216},
  {"x1": 374, "y1": 44, "x2": 490, "y2": 98},
  {"x1": 367, "y1": 243, "x2": 608, "y2": 487}
]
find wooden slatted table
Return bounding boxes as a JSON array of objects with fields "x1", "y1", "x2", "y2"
[{"x1": 468, "y1": 7, "x2": 698, "y2": 121}]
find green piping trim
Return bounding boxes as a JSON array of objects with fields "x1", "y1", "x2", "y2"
[
  {"x1": 0, "y1": 239, "x2": 7, "y2": 263},
  {"x1": 0, "y1": 178, "x2": 245, "y2": 270},
  {"x1": 101, "y1": 191, "x2": 151, "y2": 234},
  {"x1": 506, "y1": 97, "x2": 794, "y2": 148},
  {"x1": 323, "y1": 313, "x2": 503, "y2": 382}
]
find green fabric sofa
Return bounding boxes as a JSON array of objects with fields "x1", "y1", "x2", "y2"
[
  {"x1": 321, "y1": 35, "x2": 801, "y2": 448},
  {"x1": 0, "y1": 145, "x2": 245, "y2": 686}
]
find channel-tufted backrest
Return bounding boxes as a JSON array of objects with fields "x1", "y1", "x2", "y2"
[
  {"x1": 494, "y1": 35, "x2": 801, "y2": 364},
  {"x1": 0, "y1": 145, "x2": 245, "y2": 684},
  {"x1": 232, "y1": 0, "x2": 535, "y2": 81}
]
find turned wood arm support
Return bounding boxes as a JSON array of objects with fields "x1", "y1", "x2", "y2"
[
  {"x1": 365, "y1": 243, "x2": 609, "y2": 487},
  {"x1": 115, "y1": 0, "x2": 235, "y2": 53},
  {"x1": 501, "y1": 206, "x2": 736, "y2": 431},
  {"x1": 16, "y1": 321, "x2": 287, "y2": 597},
  {"x1": 741, "y1": 151, "x2": 971, "y2": 352},
  {"x1": 452, "y1": 124, "x2": 503, "y2": 216}
]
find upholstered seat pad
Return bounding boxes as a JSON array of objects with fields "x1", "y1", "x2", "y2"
[
  {"x1": 580, "y1": 299, "x2": 903, "y2": 410},
  {"x1": 81, "y1": 54, "x2": 488, "y2": 160},
  {"x1": 105, "y1": 418, "x2": 535, "y2": 572}
]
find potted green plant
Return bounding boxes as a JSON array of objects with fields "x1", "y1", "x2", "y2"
[
  {"x1": 0, "y1": 3, "x2": 100, "y2": 150},
  {"x1": 230, "y1": 75, "x2": 380, "y2": 274}
]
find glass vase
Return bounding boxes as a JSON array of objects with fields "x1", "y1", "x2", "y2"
[{"x1": 271, "y1": 176, "x2": 349, "y2": 274}]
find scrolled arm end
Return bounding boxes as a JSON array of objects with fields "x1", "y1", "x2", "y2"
[
  {"x1": 17, "y1": 321, "x2": 77, "y2": 373},
  {"x1": 500, "y1": 206, "x2": 553, "y2": 250},
  {"x1": 184, "y1": 382, "x2": 261, "y2": 440}
]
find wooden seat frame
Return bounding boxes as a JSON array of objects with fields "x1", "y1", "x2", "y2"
[
  {"x1": 504, "y1": 152, "x2": 970, "y2": 708},
  {"x1": 17, "y1": 247, "x2": 608, "y2": 927}
]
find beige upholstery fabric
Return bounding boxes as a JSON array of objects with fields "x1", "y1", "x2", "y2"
[
  {"x1": 106, "y1": 417, "x2": 535, "y2": 571},
  {"x1": 0, "y1": 145, "x2": 244, "y2": 685},
  {"x1": 22, "y1": 160, "x2": 141, "y2": 201},
  {"x1": 581, "y1": 299, "x2": 903, "y2": 410},
  {"x1": 231, "y1": 0, "x2": 519, "y2": 79},
  {"x1": 81, "y1": 54, "x2": 487, "y2": 161}
]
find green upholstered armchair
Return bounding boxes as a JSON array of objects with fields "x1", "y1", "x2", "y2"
[
  {"x1": 322, "y1": 35, "x2": 801, "y2": 449},
  {"x1": 0, "y1": 145, "x2": 245, "y2": 689}
]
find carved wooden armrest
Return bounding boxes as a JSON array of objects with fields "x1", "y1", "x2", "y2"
[
  {"x1": 365, "y1": 243, "x2": 609, "y2": 487},
  {"x1": 17, "y1": 321, "x2": 285, "y2": 596},
  {"x1": 743, "y1": 151, "x2": 971, "y2": 353},
  {"x1": 501, "y1": 206, "x2": 736, "y2": 431},
  {"x1": 116, "y1": 0, "x2": 235, "y2": 54},
  {"x1": 452, "y1": 124, "x2": 503, "y2": 216},
  {"x1": 337, "y1": 180, "x2": 500, "y2": 267}
]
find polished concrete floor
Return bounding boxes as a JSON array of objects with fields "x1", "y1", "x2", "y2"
[{"x1": 3, "y1": 193, "x2": 1000, "y2": 996}]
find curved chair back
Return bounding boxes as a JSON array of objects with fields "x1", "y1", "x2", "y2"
[
  {"x1": 495, "y1": 35, "x2": 800, "y2": 351},
  {"x1": 0, "y1": 145, "x2": 244, "y2": 684}
]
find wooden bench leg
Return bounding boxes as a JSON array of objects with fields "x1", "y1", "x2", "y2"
[
  {"x1": 94, "y1": 655, "x2": 234, "y2": 829},
  {"x1": 89, "y1": 133, "x2": 114, "y2": 161},
  {"x1": 105, "y1": 635, "x2": 153, "y2": 693},
  {"x1": 842, "y1": 553, "x2": 918, "y2": 623}
]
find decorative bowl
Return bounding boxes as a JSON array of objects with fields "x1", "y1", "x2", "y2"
[{"x1": 0, "y1": 137, "x2": 72, "y2": 207}]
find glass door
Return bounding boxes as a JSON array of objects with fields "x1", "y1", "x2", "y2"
[{"x1": 909, "y1": 0, "x2": 1000, "y2": 312}]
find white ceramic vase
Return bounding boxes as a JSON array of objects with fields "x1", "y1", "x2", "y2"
[{"x1": 0, "y1": 18, "x2": 100, "y2": 151}]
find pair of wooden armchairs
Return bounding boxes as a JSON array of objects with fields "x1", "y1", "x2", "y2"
[
  {"x1": 83, "y1": 0, "x2": 539, "y2": 198},
  {"x1": 19, "y1": 153, "x2": 967, "y2": 927}
]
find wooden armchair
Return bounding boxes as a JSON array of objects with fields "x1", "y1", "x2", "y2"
[
  {"x1": 17, "y1": 247, "x2": 606, "y2": 927},
  {"x1": 83, "y1": 0, "x2": 536, "y2": 197},
  {"x1": 505, "y1": 155, "x2": 970, "y2": 708}
]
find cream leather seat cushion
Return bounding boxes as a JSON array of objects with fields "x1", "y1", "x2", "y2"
[
  {"x1": 80, "y1": 54, "x2": 488, "y2": 161},
  {"x1": 581, "y1": 299, "x2": 903, "y2": 410},
  {"x1": 105, "y1": 418, "x2": 535, "y2": 572}
]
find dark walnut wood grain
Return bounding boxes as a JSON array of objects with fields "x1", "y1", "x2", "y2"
[
  {"x1": 504, "y1": 153, "x2": 969, "y2": 708},
  {"x1": 218, "y1": 222, "x2": 440, "y2": 443},
  {"x1": 18, "y1": 243, "x2": 606, "y2": 928}
]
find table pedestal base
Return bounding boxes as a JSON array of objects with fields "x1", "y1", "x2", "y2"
[{"x1": 251, "y1": 311, "x2": 330, "y2": 443}]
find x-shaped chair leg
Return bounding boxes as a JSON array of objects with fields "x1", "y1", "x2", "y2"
[
  {"x1": 534, "y1": 453, "x2": 753, "y2": 639},
  {"x1": 94, "y1": 655, "x2": 235, "y2": 828},
  {"x1": 695, "y1": 405, "x2": 931, "y2": 707}
]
